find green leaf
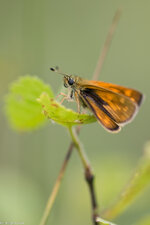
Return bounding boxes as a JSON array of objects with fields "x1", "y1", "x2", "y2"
[
  {"x1": 5, "y1": 75, "x2": 54, "y2": 131},
  {"x1": 38, "y1": 92, "x2": 96, "y2": 127},
  {"x1": 102, "y1": 141, "x2": 150, "y2": 220}
]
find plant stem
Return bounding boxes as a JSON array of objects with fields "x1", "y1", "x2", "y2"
[
  {"x1": 39, "y1": 126, "x2": 80, "y2": 225},
  {"x1": 93, "y1": 7, "x2": 122, "y2": 80},
  {"x1": 68, "y1": 126, "x2": 99, "y2": 225},
  {"x1": 102, "y1": 144, "x2": 150, "y2": 220},
  {"x1": 39, "y1": 142, "x2": 74, "y2": 225},
  {"x1": 68, "y1": 126, "x2": 89, "y2": 168}
]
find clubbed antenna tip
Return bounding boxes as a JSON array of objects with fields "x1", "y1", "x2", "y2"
[
  {"x1": 49, "y1": 66, "x2": 69, "y2": 77},
  {"x1": 50, "y1": 67, "x2": 55, "y2": 71},
  {"x1": 50, "y1": 66, "x2": 59, "y2": 72}
]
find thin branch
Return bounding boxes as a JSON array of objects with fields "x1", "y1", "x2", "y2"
[
  {"x1": 85, "y1": 167, "x2": 99, "y2": 225},
  {"x1": 68, "y1": 126, "x2": 89, "y2": 168},
  {"x1": 93, "y1": 8, "x2": 122, "y2": 80},
  {"x1": 68, "y1": 127, "x2": 99, "y2": 225},
  {"x1": 39, "y1": 145, "x2": 73, "y2": 225},
  {"x1": 39, "y1": 127, "x2": 80, "y2": 225}
]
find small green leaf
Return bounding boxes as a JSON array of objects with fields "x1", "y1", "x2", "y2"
[
  {"x1": 5, "y1": 75, "x2": 54, "y2": 131},
  {"x1": 38, "y1": 93, "x2": 96, "y2": 127},
  {"x1": 102, "y1": 141, "x2": 150, "y2": 220}
]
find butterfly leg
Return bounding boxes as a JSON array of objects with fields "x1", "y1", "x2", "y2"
[
  {"x1": 56, "y1": 92, "x2": 68, "y2": 104},
  {"x1": 74, "y1": 92, "x2": 81, "y2": 113},
  {"x1": 56, "y1": 92, "x2": 67, "y2": 99},
  {"x1": 56, "y1": 91, "x2": 74, "y2": 104}
]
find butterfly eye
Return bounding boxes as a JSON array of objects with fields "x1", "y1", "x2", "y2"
[{"x1": 68, "y1": 78, "x2": 74, "y2": 85}]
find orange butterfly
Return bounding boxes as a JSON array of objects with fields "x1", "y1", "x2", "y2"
[{"x1": 50, "y1": 67, "x2": 143, "y2": 132}]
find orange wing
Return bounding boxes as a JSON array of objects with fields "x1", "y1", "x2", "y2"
[
  {"x1": 79, "y1": 86, "x2": 140, "y2": 132},
  {"x1": 79, "y1": 80, "x2": 143, "y2": 107},
  {"x1": 80, "y1": 91, "x2": 120, "y2": 132}
]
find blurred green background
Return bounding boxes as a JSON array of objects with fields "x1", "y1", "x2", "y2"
[{"x1": 0, "y1": 0, "x2": 150, "y2": 225}]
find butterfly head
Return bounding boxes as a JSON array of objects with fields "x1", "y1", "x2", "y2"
[
  {"x1": 63, "y1": 75, "x2": 75, "y2": 88},
  {"x1": 50, "y1": 66, "x2": 76, "y2": 89}
]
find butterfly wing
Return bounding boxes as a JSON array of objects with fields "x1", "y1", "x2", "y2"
[
  {"x1": 80, "y1": 91, "x2": 121, "y2": 132},
  {"x1": 79, "y1": 86, "x2": 139, "y2": 132},
  {"x1": 79, "y1": 80, "x2": 143, "y2": 106}
]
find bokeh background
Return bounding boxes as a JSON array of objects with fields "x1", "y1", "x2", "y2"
[{"x1": 0, "y1": 0, "x2": 150, "y2": 225}]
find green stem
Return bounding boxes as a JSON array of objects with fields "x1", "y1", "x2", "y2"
[
  {"x1": 102, "y1": 144, "x2": 150, "y2": 220},
  {"x1": 39, "y1": 141, "x2": 74, "y2": 225},
  {"x1": 68, "y1": 126, "x2": 89, "y2": 170},
  {"x1": 93, "y1": 7, "x2": 122, "y2": 80}
]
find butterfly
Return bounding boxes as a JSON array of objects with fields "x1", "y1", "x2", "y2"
[{"x1": 50, "y1": 67, "x2": 143, "y2": 132}]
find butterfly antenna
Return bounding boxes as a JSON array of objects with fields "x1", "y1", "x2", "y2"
[{"x1": 50, "y1": 66, "x2": 70, "y2": 77}]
